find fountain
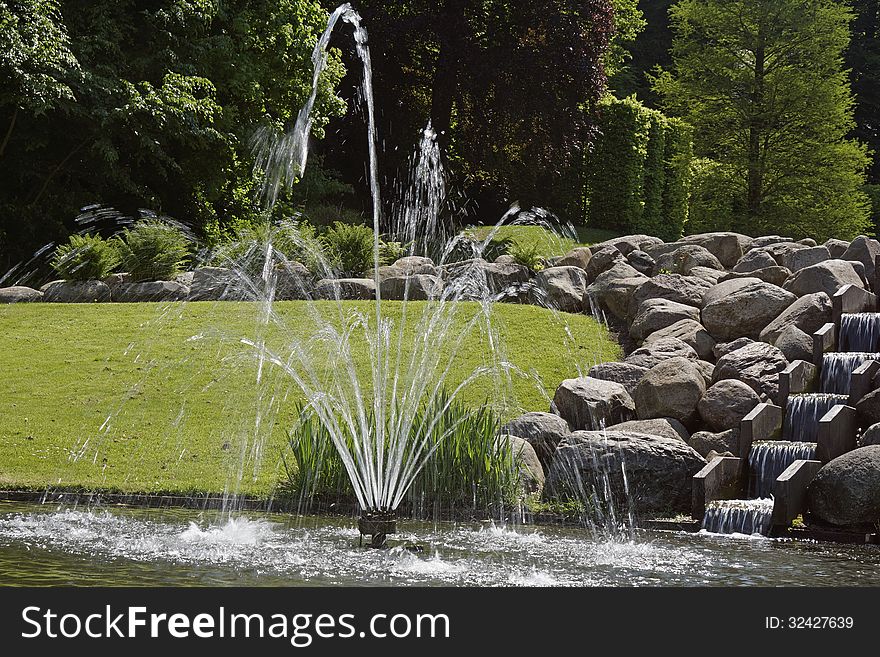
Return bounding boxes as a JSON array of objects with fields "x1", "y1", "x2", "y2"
[
  {"x1": 782, "y1": 393, "x2": 848, "y2": 443},
  {"x1": 820, "y1": 352, "x2": 880, "y2": 394}
]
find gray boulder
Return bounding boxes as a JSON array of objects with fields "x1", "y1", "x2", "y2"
[
  {"x1": 688, "y1": 266, "x2": 726, "y2": 285},
  {"x1": 41, "y1": 280, "x2": 111, "y2": 303},
  {"x1": 315, "y1": 278, "x2": 376, "y2": 300},
  {"x1": 748, "y1": 236, "x2": 795, "y2": 250},
  {"x1": 679, "y1": 232, "x2": 753, "y2": 268},
  {"x1": 502, "y1": 412, "x2": 570, "y2": 470},
  {"x1": 808, "y1": 446, "x2": 880, "y2": 526},
  {"x1": 380, "y1": 274, "x2": 443, "y2": 300},
  {"x1": 733, "y1": 249, "x2": 778, "y2": 273},
  {"x1": 189, "y1": 266, "x2": 243, "y2": 301},
  {"x1": 590, "y1": 234, "x2": 663, "y2": 257},
  {"x1": 688, "y1": 428, "x2": 741, "y2": 458},
  {"x1": 113, "y1": 280, "x2": 189, "y2": 302},
  {"x1": 392, "y1": 256, "x2": 438, "y2": 276},
  {"x1": 654, "y1": 245, "x2": 724, "y2": 276},
  {"x1": 781, "y1": 245, "x2": 831, "y2": 272},
  {"x1": 841, "y1": 235, "x2": 880, "y2": 280},
  {"x1": 701, "y1": 279, "x2": 797, "y2": 340},
  {"x1": 713, "y1": 341, "x2": 789, "y2": 402},
  {"x1": 608, "y1": 418, "x2": 689, "y2": 442},
  {"x1": 861, "y1": 423, "x2": 880, "y2": 447},
  {"x1": 633, "y1": 357, "x2": 706, "y2": 426},
  {"x1": 782, "y1": 259, "x2": 864, "y2": 297},
  {"x1": 720, "y1": 266, "x2": 792, "y2": 287},
  {"x1": 694, "y1": 360, "x2": 715, "y2": 387},
  {"x1": 551, "y1": 377, "x2": 636, "y2": 431},
  {"x1": 713, "y1": 337, "x2": 755, "y2": 360},
  {"x1": 855, "y1": 388, "x2": 880, "y2": 425},
  {"x1": 643, "y1": 319, "x2": 716, "y2": 361},
  {"x1": 628, "y1": 273, "x2": 713, "y2": 316},
  {"x1": 556, "y1": 247, "x2": 592, "y2": 271},
  {"x1": 626, "y1": 336, "x2": 699, "y2": 369},
  {"x1": 497, "y1": 435, "x2": 545, "y2": 494},
  {"x1": 587, "y1": 362, "x2": 648, "y2": 397},
  {"x1": 824, "y1": 238, "x2": 849, "y2": 258},
  {"x1": 585, "y1": 245, "x2": 625, "y2": 282},
  {"x1": 626, "y1": 250, "x2": 655, "y2": 276},
  {"x1": 545, "y1": 431, "x2": 706, "y2": 514},
  {"x1": 483, "y1": 261, "x2": 532, "y2": 300},
  {"x1": 759, "y1": 292, "x2": 832, "y2": 344},
  {"x1": 535, "y1": 266, "x2": 588, "y2": 312},
  {"x1": 629, "y1": 298, "x2": 700, "y2": 341},
  {"x1": 586, "y1": 262, "x2": 648, "y2": 319},
  {"x1": 774, "y1": 325, "x2": 814, "y2": 362},
  {"x1": 0, "y1": 286, "x2": 42, "y2": 303},
  {"x1": 698, "y1": 379, "x2": 760, "y2": 431},
  {"x1": 760, "y1": 241, "x2": 811, "y2": 264}
]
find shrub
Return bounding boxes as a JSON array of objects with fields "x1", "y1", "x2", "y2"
[
  {"x1": 50, "y1": 234, "x2": 121, "y2": 281},
  {"x1": 321, "y1": 222, "x2": 376, "y2": 276},
  {"x1": 118, "y1": 219, "x2": 192, "y2": 282},
  {"x1": 508, "y1": 242, "x2": 544, "y2": 271},
  {"x1": 283, "y1": 394, "x2": 522, "y2": 514},
  {"x1": 378, "y1": 240, "x2": 408, "y2": 266},
  {"x1": 211, "y1": 219, "x2": 324, "y2": 272}
]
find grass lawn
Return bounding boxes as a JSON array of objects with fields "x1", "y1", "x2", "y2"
[
  {"x1": 0, "y1": 301, "x2": 619, "y2": 496},
  {"x1": 467, "y1": 224, "x2": 620, "y2": 258}
]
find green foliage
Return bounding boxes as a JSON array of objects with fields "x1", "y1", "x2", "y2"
[
  {"x1": 848, "y1": 0, "x2": 880, "y2": 183},
  {"x1": 321, "y1": 222, "x2": 375, "y2": 276},
  {"x1": 50, "y1": 233, "x2": 120, "y2": 281},
  {"x1": 865, "y1": 184, "x2": 880, "y2": 235},
  {"x1": 508, "y1": 242, "x2": 545, "y2": 272},
  {"x1": 655, "y1": 0, "x2": 871, "y2": 241},
  {"x1": 606, "y1": 0, "x2": 647, "y2": 84},
  {"x1": 283, "y1": 394, "x2": 522, "y2": 514},
  {"x1": 378, "y1": 240, "x2": 407, "y2": 266},
  {"x1": 685, "y1": 158, "x2": 741, "y2": 235},
  {"x1": 210, "y1": 218, "x2": 323, "y2": 271},
  {"x1": 585, "y1": 95, "x2": 691, "y2": 241},
  {"x1": 118, "y1": 219, "x2": 191, "y2": 282}
]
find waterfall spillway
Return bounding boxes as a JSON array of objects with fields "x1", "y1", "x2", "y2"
[
  {"x1": 820, "y1": 352, "x2": 880, "y2": 394},
  {"x1": 748, "y1": 441, "x2": 817, "y2": 499},
  {"x1": 701, "y1": 499, "x2": 774, "y2": 536},
  {"x1": 782, "y1": 393, "x2": 848, "y2": 443},
  {"x1": 838, "y1": 313, "x2": 880, "y2": 353}
]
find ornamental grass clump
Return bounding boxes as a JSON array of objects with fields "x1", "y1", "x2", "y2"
[
  {"x1": 51, "y1": 233, "x2": 121, "y2": 281},
  {"x1": 118, "y1": 219, "x2": 192, "y2": 281}
]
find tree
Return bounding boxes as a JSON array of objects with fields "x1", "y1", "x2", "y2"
[
  {"x1": 609, "y1": 0, "x2": 674, "y2": 104},
  {"x1": 323, "y1": 1, "x2": 614, "y2": 223},
  {"x1": 0, "y1": 0, "x2": 345, "y2": 268},
  {"x1": 848, "y1": 0, "x2": 879, "y2": 184},
  {"x1": 654, "y1": 0, "x2": 871, "y2": 240}
]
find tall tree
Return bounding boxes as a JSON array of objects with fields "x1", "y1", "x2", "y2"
[
  {"x1": 609, "y1": 0, "x2": 674, "y2": 104},
  {"x1": 848, "y1": 0, "x2": 880, "y2": 184},
  {"x1": 655, "y1": 0, "x2": 871, "y2": 240}
]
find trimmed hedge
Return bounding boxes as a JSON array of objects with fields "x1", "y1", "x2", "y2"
[{"x1": 585, "y1": 95, "x2": 693, "y2": 242}]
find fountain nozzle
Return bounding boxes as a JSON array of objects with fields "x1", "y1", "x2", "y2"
[{"x1": 358, "y1": 510, "x2": 397, "y2": 548}]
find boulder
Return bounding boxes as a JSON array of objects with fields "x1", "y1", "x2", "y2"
[
  {"x1": 625, "y1": 336, "x2": 699, "y2": 369},
  {"x1": 701, "y1": 279, "x2": 797, "y2": 340},
  {"x1": 0, "y1": 286, "x2": 42, "y2": 303},
  {"x1": 273, "y1": 263, "x2": 312, "y2": 300},
  {"x1": 697, "y1": 380, "x2": 760, "y2": 431},
  {"x1": 556, "y1": 247, "x2": 592, "y2": 271},
  {"x1": 493, "y1": 254, "x2": 517, "y2": 265},
  {"x1": 688, "y1": 266, "x2": 726, "y2": 285},
  {"x1": 626, "y1": 250, "x2": 655, "y2": 276},
  {"x1": 482, "y1": 261, "x2": 532, "y2": 299},
  {"x1": 800, "y1": 238, "x2": 818, "y2": 247},
  {"x1": 607, "y1": 418, "x2": 689, "y2": 442},
  {"x1": 855, "y1": 388, "x2": 880, "y2": 425},
  {"x1": 694, "y1": 360, "x2": 715, "y2": 386},
  {"x1": 633, "y1": 357, "x2": 706, "y2": 426},
  {"x1": 712, "y1": 341, "x2": 789, "y2": 402},
  {"x1": 585, "y1": 246, "x2": 625, "y2": 282},
  {"x1": 643, "y1": 319, "x2": 716, "y2": 360},
  {"x1": 545, "y1": 431, "x2": 706, "y2": 514},
  {"x1": 585, "y1": 262, "x2": 647, "y2": 319},
  {"x1": 497, "y1": 435, "x2": 544, "y2": 494},
  {"x1": 688, "y1": 428, "x2": 741, "y2": 458},
  {"x1": 654, "y1": 245, "x2": 724, "y2": 276},
  {"x1": 807, "y1": 446, "x2": 880, "y2": 526},
  {"x1": 629, "y1": 298, "x2": 700, "y2": 341},
  {"x1": 392, "y1": 256, "x2": 438, "y2": 276},
  {"x1": 502, "y1": 412, "x2": 570, "y2": 470},
  {"x1": 861, "y1": 423, "x2": 880, "y2": 447},
  {"x1": 719, "y1": 266, "x2": 791, "y2": 287},
  {"x1": 535, "y1": 266, "x2": 588, "y2": 312},
  {"x1": 732, "y1": 249, "x2": 777, "y2": 273},
  {"x1": 113, "y1": 280, "x2": 189, "y2": 302},
  {"x1": 41, "y1": 280, "x2": 111, "y2": 303},
  {"x1": 551, "y1": 377, "x2": 636, "y2": 431},
  {"x1": 679, "y1": 232, "x2": 753, "y2": 268},
  {"x1": 590, "y1": 234, "x2": 663, "y2": 257},
  {"x1": 781, "y1": 245, "x2": 831, "y2": 272},
  {"x1": 189, "y1": 266, "x2": 243, "y2": 301},
  {"x1": 380, "y1": 274, "x2": 443, "y2": 300},
  {"x1": 628, "y1": 274, "x2": 713, "y2": 316},
  {"x1": 713, "y1": 337, "x2": 754, "y2": 360},
  {"x1": 758, "y1": 292, "x2": 833, "y2": 344},
  {"x1": 748, "y1": 236, "x2": 795, "y2": 250},
  {"x1": 774, "y1": 325, "x2": 814, "y2": 362},
  {"x1": 587, "y1": 362, "x2": 648, "y2": 397},
  {"x1": 315, "y1": 278, "x2": 376, "y2": 300},
  {"x1": 824, "y1": 238, "x2": 849, "y2": 258},
  {"x1": 841, "y1": 235, "x2": 880, "y2": 280},
  {"x1": 782, "y1": 259, "x2": 864, "y2": 297}
]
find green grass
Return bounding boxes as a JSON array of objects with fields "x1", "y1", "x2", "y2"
[
  {"x1": 467, "y1": 225, "x2": 620, "y2": 258},
  {"x1": 0, "y1": 301, "x2": 619, "y2": 496}
]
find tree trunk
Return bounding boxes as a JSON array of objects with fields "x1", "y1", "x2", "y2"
[
  {"x1": 0, "y1": 108, "x2": 17, "y2": 160},
  {"x1": 747, "y1": 32, "x2": 766, "y2": 218}
]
